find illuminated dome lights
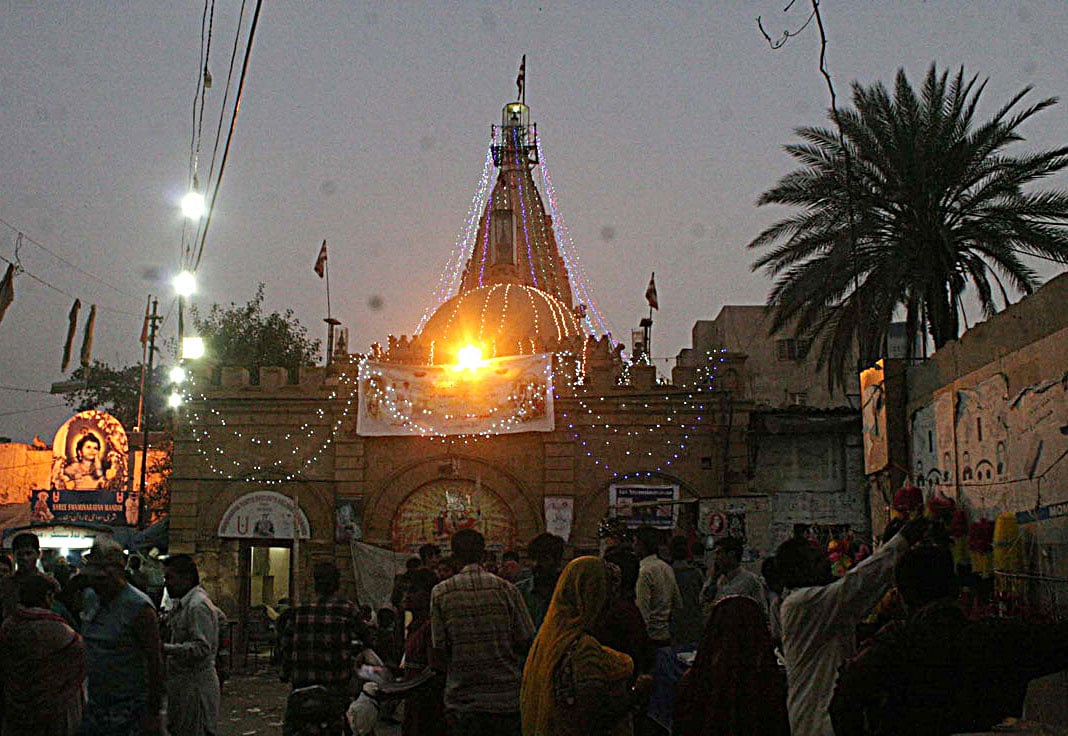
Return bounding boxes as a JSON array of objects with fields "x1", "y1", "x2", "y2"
[{"x1": 419, "y1": 283, "x2": 582, "y2": 359}]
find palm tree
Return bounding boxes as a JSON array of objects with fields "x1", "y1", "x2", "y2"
[{"x1": 749, "y1": 64, "x2": 1068, "y2": 389}]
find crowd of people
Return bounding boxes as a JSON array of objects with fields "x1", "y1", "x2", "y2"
[
  {"x1": 0, "y1": 513, "x2": 1066, "y2": 736},
  {"x1": 0, "y1": 532, "x2": 222, "y2": 736}
]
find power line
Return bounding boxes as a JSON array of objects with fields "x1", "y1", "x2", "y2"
[
  {"x1": 0, "y1": 403, "x2": 69, "y2": 418},
  {"x1": 0, "y1": 253, "x2": 140, "y2": 317},
  {"x1": 0, "y1": 385, "x2": 53, "y2": 395},
  {"x1": 0, "y1": 216, "x2": 138, "y2": 298}
]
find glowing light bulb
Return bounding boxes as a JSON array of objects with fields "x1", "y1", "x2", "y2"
[
  {"x1": 182, "y1": 336, "x2": 206, "y2": 360},
  {"x1": 181, "y1": 191, "x2": 206, "y2": 220},
  {"x1": 173, "y1": 270, "x2": 196, "y2": 297},
  {"x1": 456, "y1": 345, "x2": 485, "y2": 370},
  {"x1": 168, "y1": 392, "x2": 183, "y2": 408},
  {"x1": 169, "y1": 365, "x2": 187, "y2": 384}
]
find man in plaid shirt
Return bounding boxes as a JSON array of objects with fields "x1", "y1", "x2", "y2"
[{"x1": 280, "y1": 561, "x2": 367, "y2": 693}]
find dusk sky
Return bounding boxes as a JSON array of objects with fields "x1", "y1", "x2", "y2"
[{"x1": 3, "y1": 1, "x2": 1067, "y2": 441}]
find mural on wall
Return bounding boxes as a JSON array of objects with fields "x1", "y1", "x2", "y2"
[
  {"x1": 910, "y1": 372, "x2": 1068, "y2": 513},
  {"x1": 391, "y1": 479, "x2": 516, "y2": 552}
]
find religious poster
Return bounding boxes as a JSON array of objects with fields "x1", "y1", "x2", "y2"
[
  {"x1": 336, "y1": 498, "x2": 364, "y2": 542},
  {"x1": 49, "y1": 410, "x2": 128, "y2": 492},
  {"x1": 357, "y1": 353, "x2": 554, "y2": 437},
  {"x1": 391, "y1": 479, "x2": 516, "y2": 552},
  {"x1": 544, "y1": 496, "x2": 573, "y2": 541},
  {"x1": 860, "y1": 362, "x2": 889, "y2": 474},
  {"x1": 698, "y1": 496, "x2": 771, "y2": 560},
  {"x1": 608, "y1": 484, "x2": 678, "y2": 530},
  {"x1": 217, "y1": 491, "x2": 311, "y2": 539}
]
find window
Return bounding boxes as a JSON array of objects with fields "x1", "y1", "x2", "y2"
[
  {"x1": 491, "y1": 210, "x2": 515, "y2": 265},
  {"x1": 976, "y1": 417, "x2": 983, "y2": 443},
  {"x1": 787, "y1": 391, "x2": 808, "y2": 406},
  {"x1": 777, "y1": 338, "x2": 812, "y2": 361}
]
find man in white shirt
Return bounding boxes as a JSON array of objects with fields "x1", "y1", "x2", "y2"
[
  {"x1": 699, "y1": 535, "x2": 768, "y2": 622},
  {"x1": 633, "y1": 526, "x2": 682, "y2": 649},
  {"x1": 777, "y1": 518, "x2": 925, "y2": 736}
]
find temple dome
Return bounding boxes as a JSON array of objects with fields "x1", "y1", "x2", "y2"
[{"x1": 419, "y1": 283, "x2": 583, "y2": 360}]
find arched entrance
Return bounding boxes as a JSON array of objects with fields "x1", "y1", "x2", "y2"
[{"x1": 391, "y1": 478, "x2": 516, "y2": 552}]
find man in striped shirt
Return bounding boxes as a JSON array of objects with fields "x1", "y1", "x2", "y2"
[{"x1": 431, "y1": 529, "x2": 535, "y2": 736}]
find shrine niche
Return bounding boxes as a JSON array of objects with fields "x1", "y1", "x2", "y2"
[{"x1": 391, "y1": 478, "x2": 516, "y2": 552}]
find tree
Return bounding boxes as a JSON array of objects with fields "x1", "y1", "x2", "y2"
[
  {"x1": 62, "y1": 361, "x2": 168, "y2": 431},
  {"x1": 191, "y1": 283, "x2": 321, "y2": 382},
  {"x1": 749, "y1": 64, "x2": 1068, "y2": 388}
]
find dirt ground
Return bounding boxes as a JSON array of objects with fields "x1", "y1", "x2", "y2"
[{"x1": 217, "y1": 664, "x2": 402, "y2": 736}]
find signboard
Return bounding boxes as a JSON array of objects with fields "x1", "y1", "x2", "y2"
[
  {"x1": 544, "y1": 496, "x2": 574, "y2": 541},
  {"x1": 30, "y1": 410, "x2": 133, "y2": 526},
  {"x1": 391, "y1": 479, "x2": 516, "y2": 552},
  {"x1": 357, "y1": 354, "x2": 554, "y2": 437},
  {"x1": 218, "y1": 491, "x2": 311, "y2": 539},
  {"x1": 608, "y1": 484, "x2": 678, "y2": 529},
  {"x1": 31, "y1": 489, "x2": 132, "y2": 526},
  {"x1": 698, "y1": 496, "x2": 771, "y2": 560}
]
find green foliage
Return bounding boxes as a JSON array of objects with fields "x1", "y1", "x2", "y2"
[
  {"x1": 62, "y1": 361, "x2": 167, "y2": 431},
  {"x1": 750, "y1": 64, "x2": 1068, "y2": 389},
  {"x1": 191, "y1": 283, "x2": 321, "y2": 382}
]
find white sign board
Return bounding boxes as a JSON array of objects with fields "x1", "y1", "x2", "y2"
[{"x1": 218, "y1": 491, "x2": 311, "y2": 539}]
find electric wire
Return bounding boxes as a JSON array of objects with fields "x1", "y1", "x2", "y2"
[{"x1": 0, "y1": 253, "x2": 139, "y2": 317}]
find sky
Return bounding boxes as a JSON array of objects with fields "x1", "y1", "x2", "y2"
[{"x1": 2, "y1": 1, "x2": 1068, "y2": 442}]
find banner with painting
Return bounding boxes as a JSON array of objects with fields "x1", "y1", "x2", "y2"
[{"x1": 357, "y1": 353, "x2": 554, "y2": 437}]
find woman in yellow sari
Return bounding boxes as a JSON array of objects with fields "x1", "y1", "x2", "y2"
[{"x1": 521, "y1": 556, "x2": 651, "y2": 736}]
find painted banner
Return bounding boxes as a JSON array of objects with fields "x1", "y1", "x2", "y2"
[
  {"x1": 357, "y1": 353, "x2": 554, "y2": 437},
  {"x1": 218, "y1": 491, "x2": 311, "y2": 539},
  {"x1": 336, "y1": 498, "x2": 364, "y2": 542},
  {"x1": 50, "y1": 410, "x2": 129, "y2": 492},
  {"x1": 609, "y1": 484, "x2": 678, "y2": 529},
  {"x1": 544, "y1": 496, "x2": 574, "y2": 541},
  {"x1": 30, "y1": 489, "x2": 131, "y2": 526}
]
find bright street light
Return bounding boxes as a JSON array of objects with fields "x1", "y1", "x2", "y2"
[
  {"x1": 173, "y1": 270, "x2": 196, "y2": 297},
  {"x1": 182, "y1": 336, "x2": 206, "y2": 360},
  {"x1": 168, "y1": 392, "x2": 183, "y2": 408},
  {"x1": 181, "y1": 191, "x2": 206, "y2": 220},
  {"x1": 169, "y1": 365, "x2": 187, "y2": 384}
]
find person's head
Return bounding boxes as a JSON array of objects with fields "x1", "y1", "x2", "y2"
[
  {"x1": 0, "y1": 553, "x2": 12, "y2": 577},
  {"x1": 312, "y1": 560, "x2": 341, "y2": 598},
  {"x1": 435, "y1": 555, "x2": 459, "y2": 580},
  {"x1": 451, "y1": 529, "x2": 485, "y2": 567},
  {"x1": 894, "y1": 544, "x2": 958, "y2": 611},
  {"x1": 689, "y1": 596, "x2": 776, "y2": 696},
  {"x1": 377, "y1": 607, "x2": 396, "y2": 628},
  {"x1": 669, "y1": 535, "x2": 691, "y2": 563},
  {"x1": 403, "y1": 567, "x2": 438, "y2": 611},
  {"x1": 761, "y1": 555, "x2": 783, "y2": 596},
  {"x1": 11, "y1": 532, "x2": 41, "y2": 574},
  {"x1": 418, "y1": 543, "x2": 441, "y2": 567},
  {"x1": 714, "y1": 536, "x2": 744, "y2": 575},
  {"x1": 76, "y1": 433, "x2": 101, "y2": 461},
  {"x1": 528, "y1": 532, "x2": 565, "y2": 577},
  {"x1": 775, "y1": 536, "x2": 832, "y2": 590},
  {"x1": 17, "y1": 573, "x2": 57, "y2": 610},
  {"x1": 163, "y1": 554, "x2": 200, "y2": 600},
  {"x1": 634, "y1": 525, "x2": 660, "y2": 559},
  {"x1": 128, "y1": 555, "x2": 142, "y2": 571},
  {"x1": 603, "y1": 547, "x2": 640, "y2": 600},
  {"x1": 502, "y1": 550, "x2": 521, "y2": 564},
  {"x1": 405, "y1": 556, "x2": 422, "y2": 571},
  {"x1": 82, "y1": 536, "x2": 128, "y2": 599},
  {"x1": 546, "y1": 556, "x2": 611, "y2": 633}
]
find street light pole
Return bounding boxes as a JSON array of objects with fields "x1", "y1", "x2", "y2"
[{"x1": 138, "y1": 297, "x2": 160, "y2": 529}]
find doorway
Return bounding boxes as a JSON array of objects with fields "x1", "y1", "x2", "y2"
[{"x1": 238, "y1": 541, "x2": 292, "y2": 669}]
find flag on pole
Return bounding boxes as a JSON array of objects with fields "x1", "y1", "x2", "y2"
[
  {"x1": 314, "y1": 240, "x2": 328, "y2": 279},
  {"x1": 516, "y1": 55, "x2": 526, "y2": 102},
  {"x1": 0, "y1": 263, "x2": 14, "y2": 326},
  {"x1": 645, "y1": 272, "x2": 659, "y2": 310},
  {"x1": 61, "y1": 299, "x2": 81, "y2": 372},
  {"x1": 80, "y1": 304, "x2": 97, "y2": 369}
]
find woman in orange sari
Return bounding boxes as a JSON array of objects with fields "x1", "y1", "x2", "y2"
[{"x1": 521, "y1": 556, "x2": 651, "y2": 736}]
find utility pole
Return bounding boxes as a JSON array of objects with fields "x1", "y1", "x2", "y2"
[{"x1": 138, "y1": 298, "x2": 160, "y2": 529}]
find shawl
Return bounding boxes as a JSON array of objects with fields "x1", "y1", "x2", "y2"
[
  {"x1": 521, "y1": 557, "x2": 634, "y2": 736},
  {"x1": 673, "y1": 596, "x2": 789, "y2": 736}
]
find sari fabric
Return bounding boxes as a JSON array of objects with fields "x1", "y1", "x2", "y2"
[
  {"x1": 521, "y1": 557, "x2": 634, "y2": 736},
  {"x1": 672, "y1": 596, "x2": 789, "y2": 736}
]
